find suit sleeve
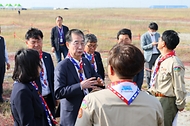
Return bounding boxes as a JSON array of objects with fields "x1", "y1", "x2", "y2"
[
  {"x1": 172, "y1": 62, "x2": 186, "y2": 110},
  {"x1": 15, "y1": 89, "x2": 36, "y2": 126},
  {"x1": 54, "y1": 61, "x2": 83, "y2": 99},
  {"x1": 140, "y1": 34, "x2": 153, "y2": 51},
  {"x1": 51, "y1": 27, "x2": 55, "y2": 47}
]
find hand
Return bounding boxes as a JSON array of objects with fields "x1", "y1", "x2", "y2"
[
  {"x1": 152, "y1": 42, "x2": 158, "y2": 46},
  {"x1": 55, "y1": 100, "x2": 60, "y2": 106},
  {"x1": 51, "y1": 47, "x2": 55, "y2": 53},
  {"x1": 96, "y1": 77, "x2": 104, "y2": 87},
  {"x1": 80, "y1": 77, "x2": 98, "y2": 89},
  {"x1": 6, "y1": 63, "x2": 10, "y2": 70}
]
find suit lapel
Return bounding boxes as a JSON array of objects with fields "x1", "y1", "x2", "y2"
[
  {"x1": 66, "y1": 59, "x2": 80, "y2": 82},
  {"x1": 82, "y1": 58, "x2": 91, "y2": 79}
]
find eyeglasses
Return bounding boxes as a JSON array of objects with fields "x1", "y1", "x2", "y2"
[
  {"x1": 86, "y1": 44, "x2": 98, "y2": 48},
  {"x1": 72, "y1": 41, "x2": 85, "y2": 47}
]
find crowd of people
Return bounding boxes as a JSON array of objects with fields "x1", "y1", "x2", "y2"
[{"x1": 0, "y1": 17, "x2": 187, "y2": 126}]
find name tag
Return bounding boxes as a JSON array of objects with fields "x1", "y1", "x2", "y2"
[{"x1": 60, "y1": 38, "x2": 63, "y2": 42}]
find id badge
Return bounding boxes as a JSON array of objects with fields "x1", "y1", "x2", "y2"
[{"x1": 60, "y1": 38, "x2": 63, "y2": 42}]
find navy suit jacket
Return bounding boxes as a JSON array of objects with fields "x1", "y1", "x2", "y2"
[
  {"x1": 141, "y1": 32, "x2": 160, "y2": 62},
  {"x1": 54, "y1": 57, "x2": 100, "y2": 126},
  {"x1": 51, "y1": 25, "x2": 69, "y2": 51},
  {"x1": 42, "y1": 52, "x2": 55, "y2": 105},
  {"x1": 10, "y1": 82, "x2": 46, "y2": 126},
  {"x1": 35, "y1": 52, "x2": 56, "y2": 118},
  {"x1": 82, "y1": 51, "x2": 105, "y2": 80}
]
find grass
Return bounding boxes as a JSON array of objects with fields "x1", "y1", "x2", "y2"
[{"x1": 1, "y1": 8, "x2": 190, "y2": 125}]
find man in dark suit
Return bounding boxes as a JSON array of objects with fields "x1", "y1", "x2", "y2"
[
  {"x1": 54, "y1": 29, "x2": 104, "y2": 126},
  {"x1": 0, "y1": 26, "x2": 10, "y2": 103},
  {"x1": 141, "y1": 22, "x2": 160, "y2": 88},
  {"x1": 117, "y1": 28, "x2": 144, "y2": 90},
  {"x1": 51, "y1": 16, "x2": 69, "y2": 62},
  {"x1": 83, "y1": 34, "x2": 105, "y2": 80},
  {"x1": 25, "y1": 28, "x2": 56, "y2": 125}
]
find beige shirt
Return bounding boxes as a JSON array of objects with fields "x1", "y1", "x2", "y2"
[
  {"x1": 148, "y1": 55, "x2": 186, "y2": 110},
  {"x1": 75, "y1": 89, "x2": 164, "y2": 126}
]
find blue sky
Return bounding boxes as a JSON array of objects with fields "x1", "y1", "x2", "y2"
[{"x1": 1, "y1": 0, "x2": 190, "y2": 8}]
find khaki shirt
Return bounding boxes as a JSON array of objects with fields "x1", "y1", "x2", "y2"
[
  {"x1": 148, "y1": 56, "x2": 186, "y2": 110},
  {"x1": 75, "y1": 89, "x2": 164, "y2": 126}
]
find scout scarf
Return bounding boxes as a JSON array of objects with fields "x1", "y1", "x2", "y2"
[
  {"x1": 67, "y1": 53, "x2": 88, "y2": 95},
  {"x1": 150, "y1": 50, "x2": 175, "y2": 87},
  {"x1": 107, "y1": 80, "x2": 140, "y2": 105},
  {"x1": 39, "y1": 51, "x2": 48, "y2": 88},
  {"x1": 83, "y1": 51, "x2": 96, "y2": 70},
  {"x1": 31, "y1": 81, "x2": 57, "y2": 126}
]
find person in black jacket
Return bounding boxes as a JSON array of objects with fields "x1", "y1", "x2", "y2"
[
  {"x1": 0, "y1": 26, "x2": 10, "y2": 103},
  {"x1": 51, "y1": 16, "x2": 69, "y2": 62},
  {"x1": 83, "y1": 34, "x2": 105, "y2": 80},
  {"x1": 117, "y1": 28, "x2": 144, "y2": 90},
  {"x1": 11, "y1": 48, "x2": 47, "y2": 126}
]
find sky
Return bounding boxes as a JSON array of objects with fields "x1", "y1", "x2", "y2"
[{"x1": 1, "y1": 0, "x2": 190, "y2": 8}]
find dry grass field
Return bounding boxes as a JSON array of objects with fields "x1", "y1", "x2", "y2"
[{"x1": 0, "y1": 8, "x2": 190, "y2": 125}]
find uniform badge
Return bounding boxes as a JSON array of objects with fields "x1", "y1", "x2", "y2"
[
  {"x1": 81, "y1": 100, "x2": 87, "y2": 109},
  {"x1": 78, "y1": 108, "x2": 83, "y2": 118},
  {"x1": 121, "y1": 85, "x2": 133, "y2": 92},
  {"x1": 173, "y1": 66, "x2": 181, "y2": 72}
]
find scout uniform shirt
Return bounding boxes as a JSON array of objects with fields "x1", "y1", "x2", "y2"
[
  {"x1": 75, "y1": 85, "x2": 164, "y2": 126},
  {"x1": 148, "y1": 55, "x2": 186, "y2": 110}
]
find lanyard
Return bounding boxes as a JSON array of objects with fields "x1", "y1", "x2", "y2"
[{"x1": 58, "y1": 27, "x2": 63, "y2": 37}]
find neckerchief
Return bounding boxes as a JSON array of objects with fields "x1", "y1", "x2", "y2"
[
  {"x1": 150, "y1": 50, "x2": 176, "y2": 87},
  {"x1": 107, "y1": 80, "x2": 139, "y2": 105},
  {"x1": 67, "y1": 53, "x2": 89, "y2": 95},
  {"x1": 31, "y1": 81, "x2": 57, "y2": 125},
  {"x1": 39, "y1": 51, "x2": 48, "y2": 88},
  {"x1": 67, "y1": 53, "x2": 84, "y2": 82},
  {"x1": 84, "y1": 51, "x2": 95, "y2": 69}
]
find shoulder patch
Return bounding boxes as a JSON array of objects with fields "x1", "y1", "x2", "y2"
[
  {"x1": 173, "y1": 66, "x2": 181, "y2": 72},
  {"x1": 81, "y1": 99, "x2": 87, "y2": 109},
  {"x1": 78, "y1": 108, "x2": 83, "y2": 118}
]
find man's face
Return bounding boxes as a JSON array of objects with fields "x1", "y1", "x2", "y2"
[
  {"x1": 66, "y1": 33, "x2": 85, "y2": 60},
  {"x1": 158, "y1": 37, "x2": 165, "y2": 51},
  {"x1": 26, "y1": 37, "x2": 43, "y2": 52},
  {"x1": 117, "y1": 34, "x2": 132, "y2": 44},
  {"x1": 56, "y1": 17, "x2": 63, "y2": 26},
  {"x1": 84, "y1": 42, "x2": 98, "y2": 54}
]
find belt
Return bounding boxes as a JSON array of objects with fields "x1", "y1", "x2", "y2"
[
  {"x1": 59, "y1": 43, "x2": 65, "y2": 46},
  {"x1": 43, "y1": 93, "x2": 51, "y2": 99},
  {"x1": 155, "y1": 92, "x2": 166, "y2": 97}
]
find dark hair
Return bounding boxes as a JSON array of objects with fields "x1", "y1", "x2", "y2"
[
  {"x1": 161, "y1": 30, "x2": 179, "y2": 50},
  {"x1": 25, "y1": 28, "x2": 43, "y2": 40},
  {"x1": 66, "y1": 29, "x2": 84, "y2": 43},
  {"x1": 12, "y1": 48, "x2": 41, "y2": 83},
  {"x1": 55, "y1": 16, "x2": 63, "y2": 20},
  {"x1": 117, "y1": 28, "x2": 132, "y2": 40},
  {"x1": 149, "y1": 22, "x2": 158, "y2": 31},
  {"x1": 84, "y1": 34, "x2": 97, "y2": 44},
  {"x1": 108, "y1": 44, "x2": 144, "y2": 79}
]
